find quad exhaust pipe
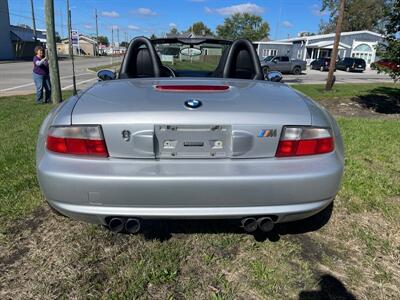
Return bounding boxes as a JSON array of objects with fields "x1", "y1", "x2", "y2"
[
  {"x1": 241, "y1": 217, "x2": 275, "y2": 233},
  {"x1": 241, "y1": 217, "x2": 258, "y2": 233},
  {"x1": 108, "y1": 217, "x2": 141, "y2": 234},
  {"x1": 257, "y1": 217, "x2": 274, "y2": 232},
  {"x1": 125, "y1": 218, "x2": 141, "y2": 234},
  {"x1": 108, "y1": 217, "x2": 125, "y2": 233}
]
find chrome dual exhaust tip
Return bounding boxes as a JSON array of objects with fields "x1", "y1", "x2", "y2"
[{"x1": 241, "y1": 217, "x2": 275, "y2": 233}]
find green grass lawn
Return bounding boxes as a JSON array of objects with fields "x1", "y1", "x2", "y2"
[
  {"x1": 0, "y1": 84, "x2": 399, "y2": 299},
  {"x1": 89, "y1": 63, "x2": 120, "y2": 73},
  {"x1": 292, "y1": 83, "x2": 399, "y2": 100}
]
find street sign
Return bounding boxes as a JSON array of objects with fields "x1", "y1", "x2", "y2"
[{"x1": 71, "y1": 30, "x2": 79, "y2": 46}]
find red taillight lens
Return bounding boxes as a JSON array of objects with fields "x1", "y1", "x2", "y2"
[
  {"x1": 46, "y1": 126, "x2": 108, "y2": 157},
  {"x1": 276, "y1": 127, "x2": 334, "y2": 157}
]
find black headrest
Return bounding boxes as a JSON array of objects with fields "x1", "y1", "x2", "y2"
[
  {"x1": 211, "y1": 46, "x2": 230, "y2": 78},
  {"x1": 222, "y1": 39, "x2": 264, "y2": 80},
  {"x1": 119, "y1": 36, "x2": 161, "y2": 78}
]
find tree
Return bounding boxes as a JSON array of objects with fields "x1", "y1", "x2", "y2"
[
  {"x1": 169, "y1": 27, "x2": 178, "y2": 35},
  {"x1": 216, "y1": 13, "x2": 269, "y2": 41},
  {"x1": 376, "y1": 0, "x2": 400, "y2": 82},
  {"x1": 187, "y1": 21, "x2": 213, "y2": 36},
  {"x1": 150, "y1": 33, "x2": 157, "y2": 39},
  {"x1": 325, "y1": 0, "x2": 346, "y2": 91},
  {"x1": 120, "y1": 41, "x2": 129, "y2": 48},
  {"x1": 97, "y1": 35, "x2": 109, "y2": 46},
  {"x1": 55, "y1": 31, "x2": 61, "y2": 43},
  {"x1": 319, "y1": 0, "x2": 388, "y2": 34}
]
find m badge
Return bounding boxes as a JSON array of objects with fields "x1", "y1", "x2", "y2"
[{"x1": 258, "y1": 129, "x2": 277, "y2": 138}]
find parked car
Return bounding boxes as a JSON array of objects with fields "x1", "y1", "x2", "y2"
[
  {"x1": 336, "y1": 57, "x2": 366, "y2": 72},
  {"x1": 371, "y1": 59, "x2": 400, "y2": 72},
  {"x1": 261, "y1": 55, "x2": 307, "y2": 75},
  {"x1": 36, "y1": 37, "x2": 344, "y2": 234},
  {"x1": 310, "y1": 57, "x2": 334, "y2": 71}
]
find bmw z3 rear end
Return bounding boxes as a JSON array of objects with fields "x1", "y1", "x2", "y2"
[{"x1": 36, "y1": 37, "x2": 344, "y2": 233}]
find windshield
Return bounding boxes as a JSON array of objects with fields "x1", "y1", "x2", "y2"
[
  {"x1": 263, "y1": 56, "x2": 275, "y2": 61},
  {"x1": 153, "y1": 42, "x2": 229, "y2": 74}
]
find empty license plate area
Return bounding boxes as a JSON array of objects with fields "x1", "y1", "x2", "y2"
[{"x1": 155, "y1": 125, "x2": 231, "y2": 158}]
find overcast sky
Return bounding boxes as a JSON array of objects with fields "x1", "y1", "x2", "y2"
[{"x1": 8, "y1": 0, "x2": 330, "y2": 41}]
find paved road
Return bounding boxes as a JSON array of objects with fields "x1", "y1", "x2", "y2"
[
  {"x1": 284, "y1": 68, "x2": 392, "y2": 85},
  {"x1": 0, "y1": 59, "x2": 393, "y2": 97},
  {"x1": 0, "y1": 56, "x2": 122, "y2": 97}
]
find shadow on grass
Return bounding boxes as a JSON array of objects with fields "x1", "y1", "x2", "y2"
[
  {"x1": 355, "y1": 87, "x2": 400, "y2": 114},
  {"x1": 299, "y1": 274, "x2": 356, "y2": 300},
  {"x1": 138, "y1": 203, "x2": 333, "y2": 242}
]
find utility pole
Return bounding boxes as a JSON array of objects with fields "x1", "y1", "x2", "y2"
[
  {"x1": 30, "y1": 0, "x2": 37, "y2": 42},
  {"x1": 95, "y1": 9, "x2": 99, "y2": 56},
  {"x1": 325, "y1": 0, "x2": 345, "y2": 91},
  {"x1": 117, "y1": 27, "x2": 120, "y2": 45},
  {"x1": 66, "y1": 0, "x2": 77, "y2": 95},
  {"x1": 66, "y1": 0, "x2": 72, "y2": 58},
  {"x1": 44, "y1": 0, "x2": 62, "y2": 103},
  {"x1": 59, "y1": 8, "x2": 64, "y2": 39},
  {"x1": 111, "y1": 27, "x2": 114, "y2": 65},
  {"x1": 111, "y1": 27, "x2": 114, "y2": 47}
]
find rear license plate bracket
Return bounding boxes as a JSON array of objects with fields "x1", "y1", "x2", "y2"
[{"x1": 155, "y1": 125, "x2": 231, "y2": 158}]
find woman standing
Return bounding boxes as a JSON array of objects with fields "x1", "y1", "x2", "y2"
[{"x1": 33, "y1": 46, "x2": 51, "y2": 104}]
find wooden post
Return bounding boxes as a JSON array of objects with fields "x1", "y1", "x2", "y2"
[
  {"x1": 325, "y1": 0, "x2": 346, "y2": 91},
  {"x1": 44, "y1": 0, "x2": 62, "y2": 103}
]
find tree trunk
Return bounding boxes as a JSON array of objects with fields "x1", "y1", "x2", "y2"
[
  {"x1": 45, "y1": 0, "x2": 62, "y2": 103},
  {"x1": 325, "y1": 0, "x2": 346, "y2": 91}
]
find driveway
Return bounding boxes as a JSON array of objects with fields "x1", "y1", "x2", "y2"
[{"x1": 0, "y1": 56, "x2": 122, "y2": 97}]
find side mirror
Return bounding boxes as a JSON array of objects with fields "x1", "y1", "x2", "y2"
[
  {"x1": 272, "y1": 59, "x2": 278, "y2": 63},
  {"x1": 97, "y1": 69, "x2": 116, "y2": 81},
  {"x1": 265, "y1": 71, "x2": 283, "y2": 82}
]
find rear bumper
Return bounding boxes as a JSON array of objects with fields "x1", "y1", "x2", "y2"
[
  {"x1": 48, "y1": 198, "x2": 334, "y2": 225},
  {"x1": 37, "y1": 151, "x2": 343, "y2": 224}
]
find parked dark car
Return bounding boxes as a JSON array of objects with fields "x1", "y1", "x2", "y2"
[
  {"x1": 336, "y1": 57, "x2": 366, "y2": 72},
  {"x1": 310, "y1": 57, "x2": 334, "y2": 71},
  {"x1": 371, "y1": 59, "x2": 400, "y2": 72}
]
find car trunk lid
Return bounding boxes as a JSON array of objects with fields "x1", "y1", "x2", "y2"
[{"x1": 72, "y1": 78, "x2": 311, "y2": 158}]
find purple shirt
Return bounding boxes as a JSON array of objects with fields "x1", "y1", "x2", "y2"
[{"x1": 33, "y1": 56, "x2": 49, "y2": 76}]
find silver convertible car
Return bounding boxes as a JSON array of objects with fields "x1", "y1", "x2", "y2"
[{"x1": 36, "y1": 37, "x2": 344, "y2": 234}]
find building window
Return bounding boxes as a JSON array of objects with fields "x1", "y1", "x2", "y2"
[
  {"x1": 352, "y1": 43, "x2": 374, "y2": 64},
  {"x1": 353, "y1": 44, "x2": 372, "y2": 52},
  {"x1": 297, "y1": 49, "x2": 302, "y2": 59},
  {"x1": 262, "y1": 49, "x2": 278, "y2": 56},
  {"x1": 262, "y1": 49, "x2": 268, "y2": 56}
]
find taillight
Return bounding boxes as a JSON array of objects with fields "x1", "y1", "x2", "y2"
[
  {"x1": 46, "y1": 126, "x2": 109, "y2": 157},
  {"x1": 276, "y1": 126, "x2": 334, "y2": 157}
]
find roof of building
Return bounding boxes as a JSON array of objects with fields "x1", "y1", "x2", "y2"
[
  {"x1": 277, "y1": 30, "x2": 383, "y2": 42},
  {"x1": 165, "y1": 32, "x2": 215, "y2": 39},
  {"x1": 254, "y1": 41, "x2": 292, "y2": 45},
  {"x1": 307, "y1": 41, "x2": 351, "y2": 49},
  {"x1": 10, "y1": 25, "x2": 46, "y2": 42},
  {"x1": 60, "y1": 34, "x2": 98, "y2": 44}
]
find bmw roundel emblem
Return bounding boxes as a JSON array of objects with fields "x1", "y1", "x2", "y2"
[{"x1": 184, "y1": 99, "x2": 202, "y2": 109}]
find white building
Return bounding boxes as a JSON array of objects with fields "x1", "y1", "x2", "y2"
[{"x1": 255, "y1": 30, "x2": 386, "y2": 67}]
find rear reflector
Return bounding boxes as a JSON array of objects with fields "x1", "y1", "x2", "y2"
[
  {"x1": 154, "y1": 85, "x2": 230, "y2": 92},
  {"x1": 47, "y1": 126, "x2": 108, "y2": 157},
  {"x1": 276, "y1": 127, "x2": 334, "y2": 157}
]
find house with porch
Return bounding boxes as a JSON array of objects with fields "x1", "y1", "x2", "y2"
[{"x1": 255, "y1": 30, "x2": 385, "y2": 67}]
